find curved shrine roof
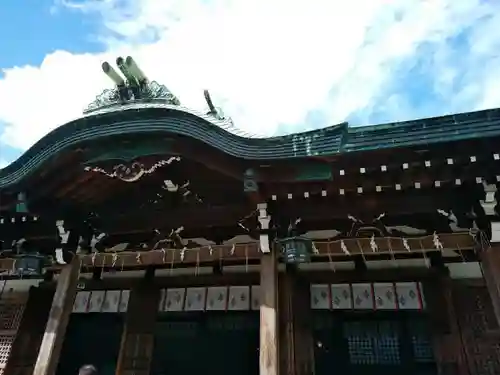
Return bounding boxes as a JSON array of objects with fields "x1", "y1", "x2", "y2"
[{"x1": 1, "y1": 57, "x2": 500, "y2": 190}]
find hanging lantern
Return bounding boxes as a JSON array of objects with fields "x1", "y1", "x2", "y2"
[
  {"x1": 278, "y1": 236, "x2": 313, "y2": 264},
  {"x1": 14, "y1": 254, "x2": 45, "y2": 276},
  {"x1": 16, "y1": 192, "x2": 29, "y2": 213}
]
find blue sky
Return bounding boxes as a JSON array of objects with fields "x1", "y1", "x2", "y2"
[
  {"x1": 0, "y1": 0, "x2": 102, "y2": 69},
  {"x1": 0, "y1": 0, "x2": 104, "y2": 164},
  {"x1": 1, "y1": 0, "x2": 499, "y2": 168}
]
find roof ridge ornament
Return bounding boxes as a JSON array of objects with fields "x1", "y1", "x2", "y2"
[
  {"x1": 204, "y1": 90, "x2": 229, "y2": 122},
  {"x1": 83, "y1": 56, "x2": 180, "y2": 114},
  {"x1": 203, "y1": 89, "x2": 262, "y2": 138}
]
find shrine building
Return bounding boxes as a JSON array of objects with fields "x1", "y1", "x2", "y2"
[{"x1": 1, "y1": 56, "x2": 500, "y2": 375}]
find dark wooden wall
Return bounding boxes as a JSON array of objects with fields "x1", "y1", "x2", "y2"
[
  {"x1": 115, "y1": 284, "x2": 160, "y2": 375},
  {"x1": 452, "y1": 281, "x2": 500, "y2": 375},
  {"x1": 4, "y1": 272, "x2": 500, "y2": 375},
  {"x1": 278, "y1": 270, "x2": 314, "y2": 375},
  {"x1": 4, "y1": 287, "x2": 54, "y2": 375}
]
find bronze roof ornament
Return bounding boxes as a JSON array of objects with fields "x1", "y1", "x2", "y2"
[
  {"x1": 83, "y1": 56, "x2": 181, "y2": 114},
  {"x1": 81, "y1": 56, "x2": 261, "y2": 138}
]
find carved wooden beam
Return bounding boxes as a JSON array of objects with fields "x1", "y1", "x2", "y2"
[
  {"x1": 99, "y1": 203, "x2": 256, "y2": 233},
  {"x1": 79, "y1": 242, "x2": 261, "y2": 268},
  {"x1": 271, "y1": 189, "x2": 469, "y2": 219},
  {"x1": 78, "y1": 232, "x2": 477, "y2": 269},
  {"x1": 312, "y1": 232, "x2": 476, "y2": 257},
  {"x1": 0, "y1": 233, "x2": 476, "y2": 272}
]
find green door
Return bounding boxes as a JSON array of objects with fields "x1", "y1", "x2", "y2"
[
  {"x1": 151, "y1": 311, "x2": 259, "y2": 375},
  {"x1": 56, "y1": 314, "x2": 124, "y2": 375},
  {"x1": 313, "y1": 311, "x2": 437, "y2": 375}
]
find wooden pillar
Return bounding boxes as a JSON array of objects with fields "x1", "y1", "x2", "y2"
[
  {"x1": 423, "y1": 274, "x2": 469, "y2": 375},
  {"x1": 33, "y1": 258, "x2": 79, "y2": 375},
  {"x1": 115, "y1": 282, "x2": 160, "y2": 375},
  {"x1": 279, "y1": 267, "x2": 315, "y2": 375},
  {"x1": 479, "y1": 243, "x2": 500, "y2": 327},
  {"x1": 260, "y1": 252, "x2": 279, "y2": 375},
  {"x1": 4, "y1": 286, "x2": 55, "y2": 375}
]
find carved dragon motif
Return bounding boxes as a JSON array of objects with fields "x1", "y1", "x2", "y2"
[{"x1": 84, "y1": 156, "x2": 181, "y2": 182}]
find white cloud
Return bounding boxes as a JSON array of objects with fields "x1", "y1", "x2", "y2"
[{"x1": 1, "y1": 0, "x2": 499, "y2": 153}]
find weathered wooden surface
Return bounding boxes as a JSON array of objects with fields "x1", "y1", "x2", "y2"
[
  {"x1": 279, "y1": 270, "x2": 314, "y2": 375},
  {"x1": 422, "y1": 276, "x2": 469, "y2": 375},
  {"x1": 0, "y1": 232, "x2": 476, "y2": 273},
  {"x1": 479, "y1": 244, "x2": 500, "y2": 327},
  {"x1": 80, "y1": 242, "x2": 260, "y2": 268},
  {"x1": 260, "y1": 252, "x2": 278, "y2": 375},
  {"x1": 0, "y1": 293, "x2": 28, "y2": 375},
  {"x1": 4, "y1": 287, "x2": 54, "y2": 375},
  {"x1": 313, "y1": 232, "x2": 475, "y2": 256},
  {"x1": 115, "y1": 284, "x2": 160, "y2": 375},
  {"x1": 452, "y1": 281, "x2": 500, "y2": 375},
  {"x1": 78, "y1": 232, "x2": 474, "y2": 268},
  {"x1": 32, "y1": 259, "x2": 79, "y2": 375}
]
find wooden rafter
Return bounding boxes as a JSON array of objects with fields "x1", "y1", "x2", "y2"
[{"x1": 0, "y1": 232, "x2": 476, "y2": 272}]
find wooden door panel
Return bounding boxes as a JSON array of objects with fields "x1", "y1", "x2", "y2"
[{"x1": 116, "y1": 285, "x2": 160, "y2": 375}]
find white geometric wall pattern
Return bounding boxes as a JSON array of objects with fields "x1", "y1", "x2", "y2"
[
  {"x1": 72, "y1": 290, "x2": 130, "y2": 313},
  {"x1": 311, "y1": 282, "x2": 425, "y2": 311},
  {"x1": 330, "y1": 284, "x2": 352, "y2": 309},
  {"x1": 164, "y1": 288, "x2": 186, "y2": 312},
  {"x1": 228, "y1": 286, "x2": 251, "y2": 311},
  {"x1": 206, "y1": 286, "x2": 229, "y2": 311}
]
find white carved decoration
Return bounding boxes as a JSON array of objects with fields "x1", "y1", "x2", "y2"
[
  {"x1": 387, "y1": 226, "x2": 426, "y2": 235},
  {"x1": 55, "y1": 220, "x2": 69, "y2": 264},
  {"x1": 84, "y1": 156, "x2": 181, "y2": 182},
  {"x1": 257, "y1": 203, "x2": 270, "y2": 253},
  {"x1": 302, "y1": 230, "x2": 341, "y2": 240},
  {"x1": 436, "y1": 209, "x2": 475, "y2": 232},
  {"x1": 481, "y1": 182, "x2": 497, "y2": 216}
]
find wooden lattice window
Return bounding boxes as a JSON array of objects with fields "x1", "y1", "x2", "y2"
[
  {"x1": 452, "y1": 283, "x2": 500, "y2": 375},
  {"x1": 0, "y1": 336, "x2": 15, "y2": 368},
  {"x1": 343, "y1": 320, "x2": 401, "y2": 365},
  {"x1": 0, "y1": 302, "x2": 24, "y2": 331},
  {"x1": 0, "y1": 297, "x2": 27, "y2": 372},
  {"x1": 408, "y1": 319, "x2": 434, "y2": 363}
]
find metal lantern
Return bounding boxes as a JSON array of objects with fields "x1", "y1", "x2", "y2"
[
  {"x1": 14, "y1": 254, "x2": 45, "y2": 276},
  {"x1": 16, "y1": 192, "x2": 29, "y2": 213},
  {"x1": 279, "y1": 236, "x2": 313, "y2": 264}
]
